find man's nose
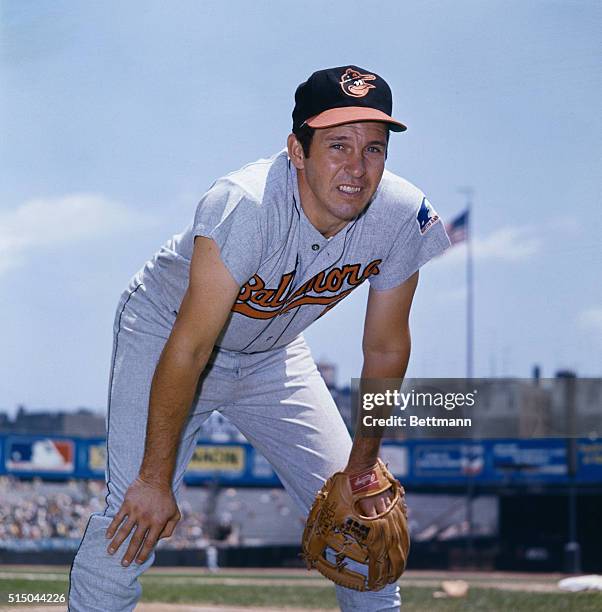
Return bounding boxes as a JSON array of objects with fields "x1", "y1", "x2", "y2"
[{"x1": 345, "y1": 153, "x2": 366, "y2": 178}]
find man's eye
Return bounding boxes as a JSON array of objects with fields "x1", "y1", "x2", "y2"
[
  {"x1": 331, "y1": 143, "x2": 344, "y2": 150},
  {"x1": 367, "y1": 146, "x2": 383, "y2": 154}
]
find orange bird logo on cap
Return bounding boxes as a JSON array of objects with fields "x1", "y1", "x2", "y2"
[{"x1": 339, "y1": 68, "x2": 376, "y2": 98}]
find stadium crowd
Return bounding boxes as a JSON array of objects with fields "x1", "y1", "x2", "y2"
[
  {"x1": 0, "y1": 476, "x2": 233, "y2": 550},
  {"x1": 0, "y1": 474, "x2": 495, "y2": 552},
  {"x1": 0, "y1": 475, "x2": 298, "y2": 551}
]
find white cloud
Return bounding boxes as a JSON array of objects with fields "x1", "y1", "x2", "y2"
[
  {"x1": 0, "y1": 193, "x2": 155, "y2": 273},
  {"x1": 544, "y1": 215, "x2": 581, "y2": 236},
  {"x1": 474, "y1": 227, "x2": 542, "y2": 261},
  {"x1": 577, "y1": 308, "x2": 602, "y2": 336},
  {"x1": 439, "y1": 225, "x2": 542, "y2": 266}
]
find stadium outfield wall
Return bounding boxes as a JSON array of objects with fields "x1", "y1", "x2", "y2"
[{"x1": 1, "y1": 434, "x2": 601, "y2": 487}]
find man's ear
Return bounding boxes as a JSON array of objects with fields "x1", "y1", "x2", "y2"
[{"x1": 287, "y1": 133, "x2": 305, "y2": 170}]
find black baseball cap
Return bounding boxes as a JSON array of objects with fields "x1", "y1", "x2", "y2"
[{"x1": 292, "y1": 65, "x2": 407, "y2": 133}]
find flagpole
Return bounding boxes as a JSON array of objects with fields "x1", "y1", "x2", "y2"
[
  {"x1": 467, "y1": 199, "x2": 473, "y2": 379},
  {"x1": 459, "y1": 187, "x2": 474, "y2": 379},
  {"x1": 458, "y1": 186, "x2": 474, "y2": 566}
]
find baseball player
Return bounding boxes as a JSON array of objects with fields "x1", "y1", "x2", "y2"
[{"x1": 68, "y1": 65, "x2": 450, "y2": 611}]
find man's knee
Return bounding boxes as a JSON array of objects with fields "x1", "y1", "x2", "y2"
[{"x1": 69, "y1": 513, "x2": 155, "y2": 612}]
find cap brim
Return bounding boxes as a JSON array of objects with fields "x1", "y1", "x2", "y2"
[{"x1": 305, "y1": 107, "x2": 407, "y2": 132}]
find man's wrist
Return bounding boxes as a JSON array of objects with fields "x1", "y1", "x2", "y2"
[
  {"x1": 138, "y1": 468, "x2": 173, "y2": 490},
  {"x1": 344, "y1": 457, "x2": 379, "y2": 474}
]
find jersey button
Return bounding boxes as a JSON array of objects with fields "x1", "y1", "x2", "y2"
[
  {"x1": 266, "y1": 336, "x2": 273, "y2": 341},
  {"x1": 312, "y1": 243, "x2": 320, "y2": 251}
]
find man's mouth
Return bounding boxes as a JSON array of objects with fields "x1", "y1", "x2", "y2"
[{"x1": 337, "y1": 185, "x2": 362, "y2": 194}]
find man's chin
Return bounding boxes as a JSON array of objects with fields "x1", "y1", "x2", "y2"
[{"x1": 333, "y1": 200, "x2": 372, "y2": 221}]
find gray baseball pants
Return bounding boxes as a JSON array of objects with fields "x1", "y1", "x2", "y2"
[{"x1": 68, "y1": 283, "x2": 401, "y2": 611}]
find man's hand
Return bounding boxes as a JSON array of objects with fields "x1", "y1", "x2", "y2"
[
  {"x1": 302, "y1": 458, "x2": 410, "y2": 590},
  {"x1": 105, "y1": 476, "x2": 181, "y2": 567},
  {"x1": 357, "y1": 489, "x2": 393, "y2": 517},
  {"x1": 344, "y1": 462, "x2": 394, "y2": 517}
]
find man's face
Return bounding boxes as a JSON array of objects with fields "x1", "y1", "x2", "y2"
[{"x1": 289, "y1": 122, "x2": 389, "y2": 237}]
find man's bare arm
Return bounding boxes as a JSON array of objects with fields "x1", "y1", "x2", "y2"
[
  {"x1": 345, "y1": 271, "x2": 419, "y2": 515},
  {"x1": 106, "y1": 237, "x2": 240, "y2": 565},
  {"x1": 138, "y1": 237, "x2": 240, "y2": 485}
]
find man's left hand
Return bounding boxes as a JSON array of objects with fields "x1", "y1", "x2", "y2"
[
  {"x1": 343, "y1": 461, "x2": 394, "y2": 516},
  {"x1": 357, "y1": 489, "x2": 393, "y2": 517}
]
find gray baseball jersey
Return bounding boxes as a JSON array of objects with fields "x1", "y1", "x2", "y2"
[{"x1": 129, "y1": 150, "x2": 450, "y2": 352}]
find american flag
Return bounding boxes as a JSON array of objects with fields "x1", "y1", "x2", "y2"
[{"x1": 445, "y1": 209, "x2": 469, "y2": 245}]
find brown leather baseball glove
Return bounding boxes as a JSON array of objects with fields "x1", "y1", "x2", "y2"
[{"x1": 301, "y1": 459, "x2": 410, "y2": 591}]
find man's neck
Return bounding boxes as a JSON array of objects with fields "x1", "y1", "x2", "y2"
[{"x1": 296, "y1": 175, "x2": 348, "y2": 239}]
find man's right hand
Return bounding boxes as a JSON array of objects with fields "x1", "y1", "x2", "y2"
[{"x1": 105, "y1": 476, "x2": 181, "y2": 567}]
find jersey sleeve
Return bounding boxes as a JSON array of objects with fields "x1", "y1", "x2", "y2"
[
  {"x1": 192, "y1": 179, "x2": 263, "y2": 286},
  {"x1": 369, "y1": 196, "x2": 451, "y2": 291}
]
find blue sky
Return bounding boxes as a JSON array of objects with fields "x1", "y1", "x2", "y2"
[{"x1": 1, "y1": 0, "x2": 601, "y2": 415}]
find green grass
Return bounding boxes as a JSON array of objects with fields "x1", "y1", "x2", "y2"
[
  {"x1": 398, "y1": 588, "x2": 601, "y2": 612},
  {"x1": 0, "y1": 575, "x2": 600, "y2": 610},
  {"x1": 140, "y1": 581, "x2": 338, "y2": 607},
  {"x1": 0, "y1": 579, "x2": 68, "y2": 606},
  {"x1": 150, "y1": 571, "x2": 323, "y2": 581},
  {"x1": 139, "y1": 582, "x2": 602, "y2": 611}
]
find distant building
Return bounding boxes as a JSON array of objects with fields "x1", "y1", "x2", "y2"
[
  {"x1": 2, "y1": 371, "x2": 598, "y2": 441},
  {"x1": 549, "y1": 374, "x2": 601, "y2": 438},
  {"x1": 0, "y1": 407, "x2": 105, "y2": 437},
  {"x1": 60, "y1": 409, "x2": 106, "y2": 437},
  {"x1": 317, "y1": 361, "x2": 337, "y2": 389},
  {"x1": 331, "y1": 386, "x2": 354, "y2": 432},
  {"x1": 316, "y1": 362, "x2": 356, "y2": 431},
  {"x1": 345, "y1": 372, "x2": 600, "y2": 441}
]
